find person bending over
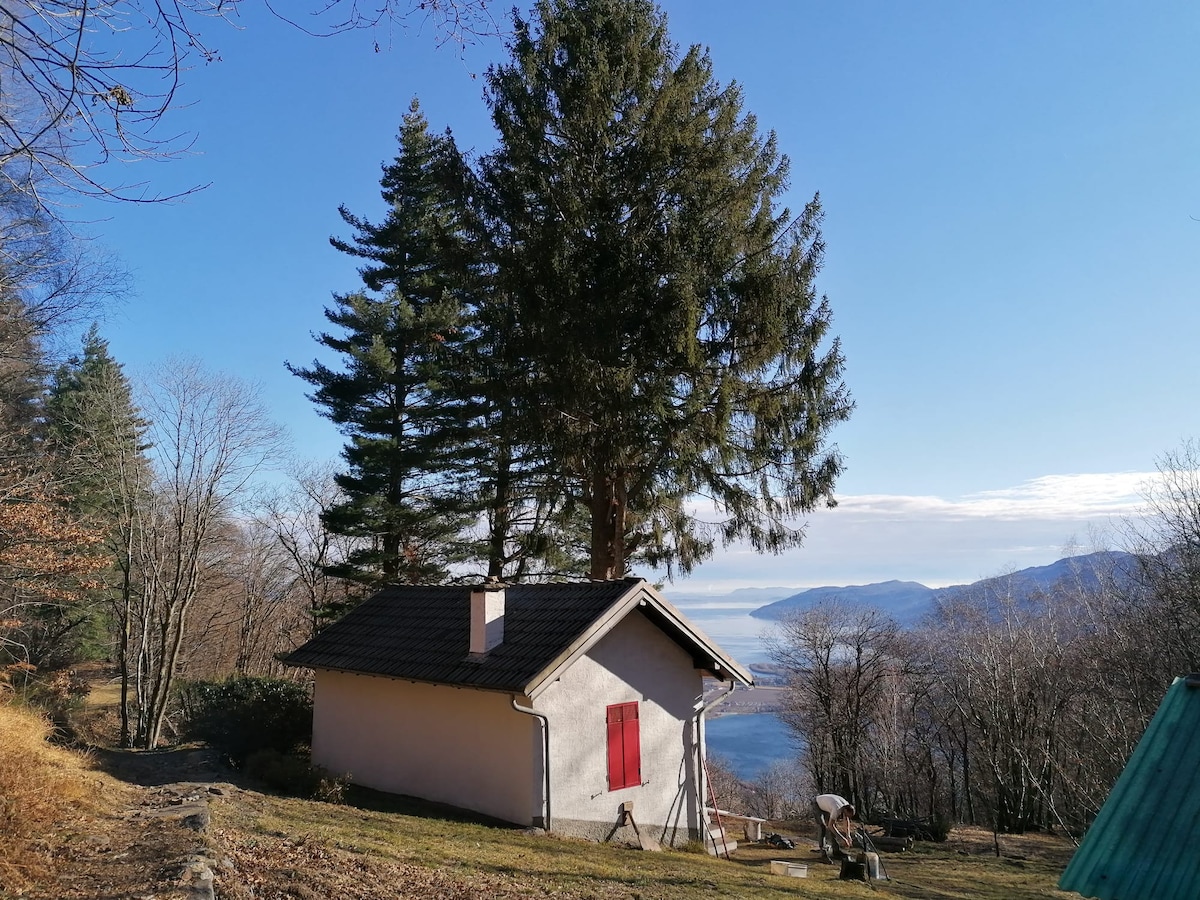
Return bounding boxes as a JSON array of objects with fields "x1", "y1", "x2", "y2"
[{"x1": 813, "y1": 793, "x2": 856, "y2": 862}]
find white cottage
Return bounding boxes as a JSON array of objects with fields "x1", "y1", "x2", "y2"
[{"x1": 285, "y1": 578, "x2": 753, "y2": 846}]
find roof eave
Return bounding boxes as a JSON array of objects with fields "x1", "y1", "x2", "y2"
[
  {"x1": 292, "y1": 661, "x2": 527, "y2": 695},
  {"x1": 641, "y1": 588, "x2": 755, "y2": 686}
]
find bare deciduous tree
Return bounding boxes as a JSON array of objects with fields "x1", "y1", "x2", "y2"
[
  {"x1": 1123, "y1": 440, "x2": 1200, "y2": 675},
  {"x1": 0, "y1": 0, "x2": 503, "y2": 208},
  {"x1": 703, "y1": 752, "x2": 746, "y2": 816},
  {"x1": 183, "y1": 518, "x2": 305, "y2": 678},
  {"x1": 925, "y1": 579, "x2": 1083, "y2": 835},
  {"x1": 0, "y1": 2, "x2": 233, "y2": 205},
  {"x1": 258, "y1": 461, "x2": 365, "y2": 633},
  {"x1": 266, "y1": 0, "x2": 502, "y2": 45},
  {"x1": 132, "y1": 359, "x2": 286, "y2": 748},
  {"x1": 767, "y1": 599, "x2": 903, "y2": 816},
  {"x1": 746, "y1": 760, "x2": 808, "y2": 821}
]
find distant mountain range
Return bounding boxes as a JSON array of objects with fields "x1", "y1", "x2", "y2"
[
  {"x1": 750, "y1": 579, "x2": 936, "y2": 623},
  {"x1": 664, "y1": 585, "x2": 798, "y2": 606},
  {"x1": 670, "y1": 550, "x2": 1136, "y2": 625}
]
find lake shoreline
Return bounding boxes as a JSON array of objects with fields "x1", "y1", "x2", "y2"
[{"x1": 707, "y1": 684, "x2": 786, "y2": 718}]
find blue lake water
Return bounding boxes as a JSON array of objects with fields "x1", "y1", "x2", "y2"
[
  {"x1": 668, "y1": 603, "x2": 776, "y2": 667},
  {"x1": 664, "y1": 601, "x2": 798, "y2": 780},
  {"x1": 705, "y1": 712, "x2": 799, "y2": 780}
]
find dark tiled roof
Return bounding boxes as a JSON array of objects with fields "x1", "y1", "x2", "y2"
[{"x1": 284, "y1": 579, "x2": 647, "y2": 693}]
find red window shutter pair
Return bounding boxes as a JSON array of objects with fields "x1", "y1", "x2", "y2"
[{"x1": 606, "y1": 701, "x2": 641, "y2": 790}]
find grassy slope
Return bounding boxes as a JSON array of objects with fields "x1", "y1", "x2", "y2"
[
  {"x1": 0, "y1": 702, "x2": 107, "y2": 892},
  {"x1": 4, "y1": 674, "x2": 1081, "y2": 900},
  {"x1": 211, "y1": 785, "x2": 1081, "y2": 900}
]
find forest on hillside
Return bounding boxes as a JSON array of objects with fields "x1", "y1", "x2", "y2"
[{"x1": 707, "y1": 505, "x2": 1200, "y2": 837}]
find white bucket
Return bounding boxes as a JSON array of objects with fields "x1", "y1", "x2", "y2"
[
  {"x1": 769, "y1": 860, "x2": 809, "y2": 878},
  {"x1": 866, "y1": 851, "x2": 886, "y2": 880}
]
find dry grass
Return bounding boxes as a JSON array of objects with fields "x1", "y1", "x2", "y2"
[
  {"x1": 0, "y1": 701, "x2": 101, "y2": 891},
  {"x1": 209, "y1": 787, "x2": 1079, "y2": 900},
  {"x1": 65, "y1": 666, "x2": 124, "y2": 746},
  {"x1": 84, "y1": 679, "x2": 122, "y2": 709},
  {"x1": 879, "y1": 827, "x2": 1079, "y2": 900},
  {"x1": 0, "y1": 677, "x2": 1080, "y2": 900}
]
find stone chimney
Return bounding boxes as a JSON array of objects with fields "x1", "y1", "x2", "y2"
[{"x1": 470, "y1": 582, "x2": 505, "y2": 654}]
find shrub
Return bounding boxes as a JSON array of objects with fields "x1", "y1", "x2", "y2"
[
  {"x1": 176, "y1": 676, "x2": 312, "y2": 764},
  {"x1": 244, "y1": 748, "x2": 348, "y2": 802},
  {"x1": 19, "y1": 668, "x2": 92, "y2": 740},
  {"x1": 928, "y1": 812, "x2": 952, "y2": 842}
]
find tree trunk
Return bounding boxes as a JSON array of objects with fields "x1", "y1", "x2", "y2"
[
  {"x1": 487, "y1": 440, "x2": 514, "y2": 579},
  {"x1": 118, "y1": 561, "x2": 132, "y2": 748},
  {"x1": 963, "y1": 732, "x2": 976, "y2": 825},
  {"x1": 588, "y1": 470, "x2": 626, "y2": 580}
]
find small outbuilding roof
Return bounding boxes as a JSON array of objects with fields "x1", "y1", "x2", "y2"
[
  {"x1": 283, "y1": 577, "x2": 753, "y2": 699},
  {"x1": 1059, "y1": 673, "x2": 1200, "y2": 900}
]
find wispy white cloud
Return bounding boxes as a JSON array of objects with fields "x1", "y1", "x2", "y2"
[
  {"x1": 661, "y1": 472, "x2": 1151, "y2": 594},
  {"x1": 833, "y1": 472, "x2": 1150, "y2": 521}
]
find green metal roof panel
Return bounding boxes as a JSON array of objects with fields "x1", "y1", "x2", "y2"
[{"x1": 1059, "y1": 674, "x2": 1200, "y2": 900}]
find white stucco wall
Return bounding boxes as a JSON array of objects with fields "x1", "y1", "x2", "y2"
[
  {"x1": 536, "y1": 611, "x2": 705, "y2": 843},
  {"x1": 311, "y1": 671, "x2": 538, "y2": 826}
]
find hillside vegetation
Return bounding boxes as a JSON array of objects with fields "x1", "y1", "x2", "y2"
[
  {"x1": 210, "y1": 787, "x2": 1077, "y2": 900},
  {"x1": 0, "y1": 702, "x2": 105, "y2": 892},
  {"x1": 1, "y1": 693, "x2": 1076, "y2": 900}
]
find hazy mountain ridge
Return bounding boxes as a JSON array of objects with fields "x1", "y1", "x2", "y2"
[
  {"x1": 742, "y1": 549, "x2": 1136, "y2": 624},
  {"x1": 664, "y1": 585, "x2": 798, "y2": 605}
]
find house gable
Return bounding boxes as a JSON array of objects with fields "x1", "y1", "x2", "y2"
[
  {"x1": 535, "y1": 610, "x2": 706, "y2": 841},
  {"x1": 522, "y1": 582, "x2": 752, "y2": 699}
]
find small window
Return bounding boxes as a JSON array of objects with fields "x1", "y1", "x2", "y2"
[{"x1": 606, "y1": 701, "x2": 641, "y2": 790}]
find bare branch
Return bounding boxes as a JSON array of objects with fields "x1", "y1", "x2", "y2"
[
  {"x1": 0, "y1": 1, "x2": 235, "y2": 206},
  {"x1": 263, "y1": 0, "x2": 503, "y2": 47}
]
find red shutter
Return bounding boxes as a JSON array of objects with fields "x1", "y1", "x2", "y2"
[
  {"x1": 606, "y1": 705, "x2": 624, "y2": 788},
  {"x1": 623, "y1": 703, "x2": 641, "y2": 786},
  {"x1": 606, "y1": 702, "x2": 641, "y2": 790}
]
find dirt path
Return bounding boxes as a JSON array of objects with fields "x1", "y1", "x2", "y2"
[{"x1": 16, "y1": 746, "x2": 250, "y2": 900}]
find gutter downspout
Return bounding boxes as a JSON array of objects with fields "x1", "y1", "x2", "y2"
[
  {"x1": 695, "y1": 677, "x2": 738, "y2": 849},
  {"x1": 512, "y1": 695, "x2": 551, "y2": 832}
]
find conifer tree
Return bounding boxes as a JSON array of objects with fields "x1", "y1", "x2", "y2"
[
  {"x1": 467, "y1": 336, "x2": 585, "y2": 581},
  {"x1": 481, "y1": 0, "x2": 853, "y2": 580},
  {"x1": 290, "y1": 100, "x2": 477, "y2": 586},
  {"x1": 0, "y1": 295, "x2": 49, "y2": 452},
  {"x1": 47, "y1": 326, "x2": 149, "y2": 523},
  {"x1": 45, "y1": 325, "x2": 150, "y2": 742}
]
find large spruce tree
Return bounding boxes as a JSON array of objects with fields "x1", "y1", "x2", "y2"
[
  {"x1": 47, "y1": 326, "x2": 149, "y2": 524},
  {"x1": 481, "y1": 0, "x2": 853, "y2": 579},
  {"x1": 46, "y1": 325, "x2": 150, "y2": 743},
  {"x1": 290, "y1": 100, "x2": 477, "y2": 585}
]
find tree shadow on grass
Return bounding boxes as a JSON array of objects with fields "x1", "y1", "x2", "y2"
[
  {"x1": 343, "y1": 782, "x2": 526, "y2": 830},
  {"x1": 87, "y1": 743, "x2": 244, "y2": 788}
]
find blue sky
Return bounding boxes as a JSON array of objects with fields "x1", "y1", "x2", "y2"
[{"x1": 74, "y1": 1, "x2": 1200, "y2": 591}]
